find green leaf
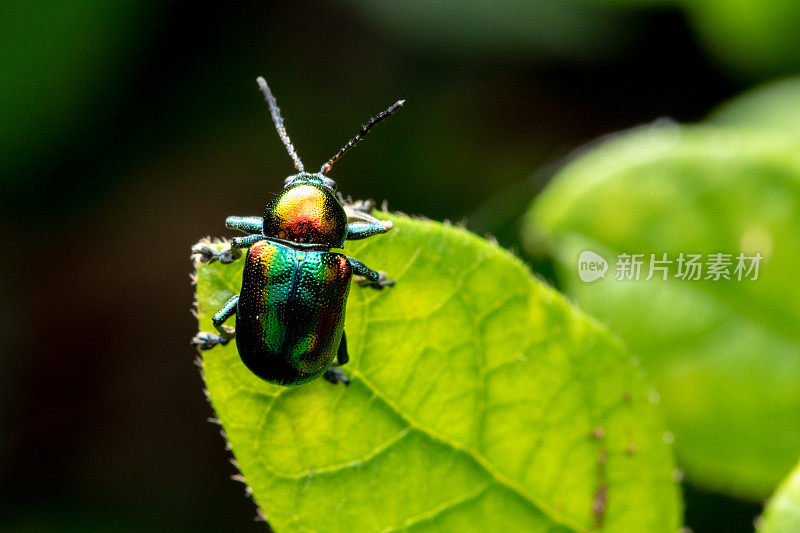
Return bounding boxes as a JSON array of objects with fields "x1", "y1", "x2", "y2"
[
  {"x1": 524, "y1": 124, "x2": 800, "y2": 499},
  {"x1": 680, "y1": 0, "x2": 800, "y2": 79},
  {"x1": 710, "y1": 77, "x2": 800, "y2": 141},
  {"x1": 761, "y1": 458, "x2": 800, "y2": 533},
  {"x1": 194, "y1": 214, "x2": 680, "y2": 531}
]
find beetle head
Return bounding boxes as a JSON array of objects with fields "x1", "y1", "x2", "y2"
[{"x1": 283, "y1": 172, "x2": 336, "y2": 192}]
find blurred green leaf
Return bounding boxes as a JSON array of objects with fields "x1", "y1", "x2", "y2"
[
  {"x1": 760, "y1": 457, "x2": 800, "y2": 533},
  {"x1": 524, "y1": 124, "x2": 800, "y2": 499},
  {"x1": 346, "y1": 0, "x2": 630, "y2": 62},
  {"x1": 710, "y1": 77, "x2": 800, "y2": 141},
  {"x1": 589, "y1": 0, "x2": 675, "y2": 6},
  {"x1": 0, "y1": 0, "x2": 160, "y2": 185},
  {"x1": 681, "y1": 0, "x2": 800, "y2": 79},
  {"x1": 588, "y1": 0, "x2": 800, "y2": 79},
  {"x1": 194, "y1": 214, "x2": 680, "y2": 531}
]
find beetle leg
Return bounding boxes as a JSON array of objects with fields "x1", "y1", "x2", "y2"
[
  {"x1": 346, "y1": 220, "x2": 393, "y2": 241},
  {"x1": 191, "y1": 242, "x2": 240, "y2": 264},
  {"x1": 348, "y1": 257, "x2": 395, "y2": 289},
  {"x1": 212, "y1": 295, "x2": 239, "y2": 333},
  {"x1": 322, "y1": 333, "x2": 351, "y2": 385},
  {"x1": 231, "y1": 234, "x2": 265, "y2": 249},
  {"x1": 226, "y1": 216, "x2": 263, "y2": 235},
  {"x1": 335, "y1": 332, "x2": 349, "y2": 365},
  {"x1": 191, "y1": 295, "x2": 238, "y2": 350}
]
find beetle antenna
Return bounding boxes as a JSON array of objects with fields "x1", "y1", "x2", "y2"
[
  {"x1": 320, "y1": 99, "x2": 405, "y2": 175},
  {"x1": 256, "y1": 77, "x2": 305, "y2": 172}
]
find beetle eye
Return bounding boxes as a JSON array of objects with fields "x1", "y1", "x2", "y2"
[{"x1": 321, "y1": 177, "x2": 336, "y2": 190}]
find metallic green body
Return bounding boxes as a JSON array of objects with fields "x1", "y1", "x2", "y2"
[{"x1": 236, "y1": 239, "x2": 353, "y2": 385}]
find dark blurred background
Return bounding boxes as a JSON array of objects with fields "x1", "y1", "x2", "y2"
[{"x1": 2, "y1": 0, "x2": 796, "y2": 531}]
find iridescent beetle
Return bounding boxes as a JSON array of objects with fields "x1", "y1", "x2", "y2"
[{"x1": 191, "y1": 77, "x2": 402, "y2": 386}]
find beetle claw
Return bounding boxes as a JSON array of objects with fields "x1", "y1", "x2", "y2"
[
  {"x1": 341, "y1": 197, "x2": 374, "y2": 214},
  {"x1": 191, "y1": 331, "x2": 230, "y2": 350},
  {"x1": 191, "y1": 244, "x2": 239, "y2": 264},
  {"x1": 358, "y1": 271, "x2": 395, "y2": 290},
  {"x1": 323, "y1": 367, "x2": 350, "y2": 386},
  {"x1": 352, "y1": 199, "x2": 374, "y2": 213}
]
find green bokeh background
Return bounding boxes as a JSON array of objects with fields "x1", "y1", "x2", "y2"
[{"x1": 2, "y1": 0, "x2": 798, "y2": 531}]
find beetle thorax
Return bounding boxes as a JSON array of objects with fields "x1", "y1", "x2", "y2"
[{"x1": 262, "y1": 184, "x2": 347, "y2": 247}]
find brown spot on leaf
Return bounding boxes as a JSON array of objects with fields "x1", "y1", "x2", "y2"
[
  {"x1": 593, "y1": 482, "x2": 608, "y2": 527},
  {"x1": 597, "y1": 446, "x2": 607, "y2": 466}
]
